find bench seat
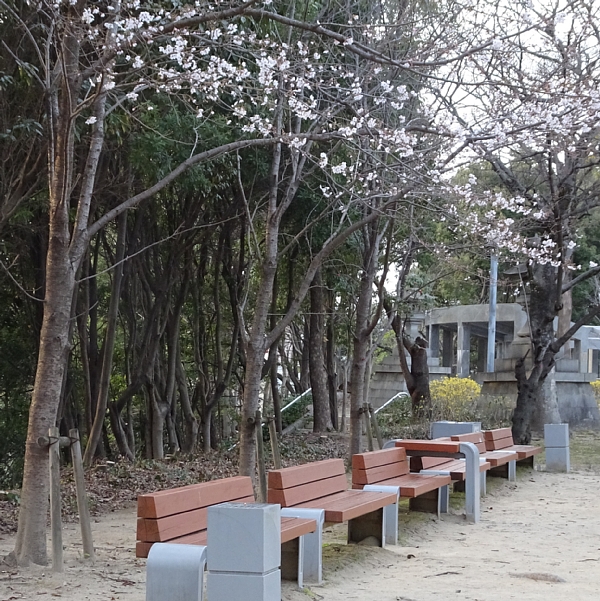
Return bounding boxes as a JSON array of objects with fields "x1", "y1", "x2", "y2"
[
  {"x1": 484, "y1": 428, "x2": 542, "y2": 466},
  {"x1": 352, "y1": 447, "x2": 451, "y2": 515},
  {"x1": 268, "y1": 458, "x2": 398, "y2": 546},
  {"x1": 411, "y1": 456, "x2": 491, "y2": 481},
  {"x1": 449, "y1": 432, "x2": 518, "y2": 481}
]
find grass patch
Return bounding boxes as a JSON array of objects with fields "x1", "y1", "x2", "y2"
[{"x1": 563, "y1": 430, "x2": 600, "y2": 473}]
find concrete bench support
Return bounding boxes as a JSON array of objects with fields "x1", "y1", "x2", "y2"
[
  {"x1": 544, "y1": 424, "x2": 570, "y2": 472},
  {"x1": 207, "y1": 503, "x2": 281, "y2": 601},
  {"x1": 362, "y1": 484, "x2": 400, "y2": 545},
  {"x1": 280, "y1": 508, "x2": 325, "y2": 585},
  {"x1": 459, "y1": 442, "x2": 480, "y2": 523},
  {"x1": 146, "y1": 543, "x2": 207, "y2": 601}
]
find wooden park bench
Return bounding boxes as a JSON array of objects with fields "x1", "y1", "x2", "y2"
[
  {"x1": 410, "y1": 447, "x2": 491, "y2": 495},
  {"x1": 267, "y1": 458, "x2": 399, "y2": 546},
  {"x1": 352, "y1": 446, "x2": 452, "y2": 516},
  {"x1": 137, "y1": 475, "x2": 323, "y2": 589},
  {"x1": 383, "y1": 438, "x2": 482, "y2": 522},
  {"x1": 483, "y1": 427, "x2": 542, "y2": 468},
  {"x1": 449, "y1": 432, "x2": 519, "y2": 481}
]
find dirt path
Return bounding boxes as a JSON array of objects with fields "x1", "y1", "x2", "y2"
[{"x1": 1, "y1": 467, "x2": 599, "y2": 601}]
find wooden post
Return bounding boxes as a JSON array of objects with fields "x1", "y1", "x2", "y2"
[
  {"x1": 362, "y1": 404, "x2": 374, "y2": 451},
  {"x1": 69, "y1": 429, "x2": 95, "y2": 561},
  {"x1": 267, "y1": 418, "x2": 282, "y2": 470},
  {"x1": 49, "y1": 427, "x2": 63, "y2": 572},
  {"x1": 368, "y1": 404, "x2": 384, "y2": 450},
  {"x1": 255, "y1": 410, "x2": 267, "y2": 503}
]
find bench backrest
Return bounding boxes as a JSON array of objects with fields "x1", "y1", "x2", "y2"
[
  {"x1": 483, "y1": 428, "x2": 514, "y2": 451},
  {"x1": 137, "y1": 475, "x2": 255, "y2": 544},
  {"x1": 351, "y1": 447, "x2": 409, "y2": 486},
  {"x1": 410, "y1": 455, "x2": 453, "y2": 471},
  {"x1": 267, "y1": 458, "x2": 348, "y2": 507},
  {"x1": 449, "y1": 432, "x2": 487, "y2": 453}
]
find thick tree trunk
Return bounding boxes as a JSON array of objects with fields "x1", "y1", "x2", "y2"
[
  {"x1": 310, "y1": 269, "x2": 332, "y2": 432},
  {"x1": 9, "y1": 210, "x2": 77, "y2": 566},
  {"x1": 511, "y1": 264, "x2": 560, "y2": 442},
  {"x1": 404, "y1": 336, "x2": 431, "y2": 418}
]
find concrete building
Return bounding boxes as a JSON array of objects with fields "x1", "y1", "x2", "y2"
[{"x1": 369, "y1": 303, "x2": 600, "y2": 426}]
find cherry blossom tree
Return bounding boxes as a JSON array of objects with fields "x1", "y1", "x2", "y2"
[{"x1": 436, "y1": 0, "x2": 600, "y2": 442}]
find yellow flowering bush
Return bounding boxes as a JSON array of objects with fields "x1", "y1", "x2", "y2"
[
  {"x1": 430, "y1": 377, "x2": 481, "y2": 421},
  {"x1": 591, "y1": 380, "x2": 600, "y2": 407}
]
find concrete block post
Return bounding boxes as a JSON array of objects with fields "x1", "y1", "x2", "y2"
[
  {"x1": 544, "y1": 424, "x2": 570, "y2": 472},
  {"x1": 430, "y1": 421, "x2": 481, "y2": 438},
  {"x1": 207, "y1": 503, "x2": 281, "y2": 601}
]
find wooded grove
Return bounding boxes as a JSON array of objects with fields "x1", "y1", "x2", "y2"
[{"x1": 1, "y1": 0, "x2": 600, "y2": 566}]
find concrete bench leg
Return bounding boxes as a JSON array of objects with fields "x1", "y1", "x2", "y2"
[
  {"x1": 481, "y1": 471, "x2": 487, "y2": 496},
  {"x1": 280, "y1": 508, "x2": 325, "y2": 585},
  {"x1": 439, "y1": 485, "x2": 449, "y2": 514},
  {"x1": 416, "y1": 471, "x2": 449, "y2": 515},
  {"x1": 347, "y1": 509, "x2": 384, "y2": 546},
  {"x1": 363, "y1": 484, "x2": 400, "y2": 546},
  {"x1": 146, "y1": 543, "x2": 207, "y2": 601},
  {"x1": 508, "y1": 460, "x2": 516, "y2": 482},
  {"x1": 459, "y1": 442, "x2": 480, "y2": 523},
  {"x1": 409, "y1": 488, "x2": 441, "y2": 516}
]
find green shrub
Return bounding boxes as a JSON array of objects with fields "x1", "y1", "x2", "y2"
[{"x1": 281, "y1": 393, "x2": 313, "y2": 429}]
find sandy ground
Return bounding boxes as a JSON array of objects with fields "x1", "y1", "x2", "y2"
[{"x1": 1, "y1": 465, "x2": 599, "y2": 601}]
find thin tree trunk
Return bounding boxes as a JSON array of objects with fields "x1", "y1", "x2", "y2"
[
  {"x1": 83, "y1": 212, "x2": 127, "y2": 465},
  {"x1": 310, "y1": 269, "x2": 332, "y2": 431}
]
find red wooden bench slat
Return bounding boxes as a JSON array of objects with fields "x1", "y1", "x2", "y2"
[
  {"x1": 352, "y1": 461, "x2": 409, "y2": 485},
  {"x1": 268, "y1": 458, "x2": 344, "y2": 489},
  {"x1": 356, "y1": 473, "x2": 452, "y2": 498},
  {"x1": 395, "y1": 439, "x2": 462, "y2": 453},
  {"x1": 411, "y1": 456, "x2": 490, "y2": 480},
  {"x1": 137, "y1": 476, "x2": 254, "y2": 518},
  {"x1": 449, "y1": 432, "x2": 487, "y2": 453},
  {"x1": 268, "y1": 473, "x2": 348, "y2": 506},
  {"x1": 280, "y1": 517, "x2": 318, "y2": 544},
  {"x1": 351, "y1": 447, "x2": 407, "y2": 470},
  {"x1": 484, "y1": 427, "x2": 512, "y2": 442},
  {"x1": 295, "y1": 490, "x2": 396, "y2": 523},
  {"x1": 510, "y1": 444, "x2": 542, "y2": 459}
]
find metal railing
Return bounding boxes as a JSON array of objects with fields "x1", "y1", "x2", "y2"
[{"x1": 373, "y1": 391, "x2": 409, "y2": 415}]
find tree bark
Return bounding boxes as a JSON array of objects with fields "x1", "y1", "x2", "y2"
[{"x1": 310, "y1": 269, "x2": 333, "y2": 432}]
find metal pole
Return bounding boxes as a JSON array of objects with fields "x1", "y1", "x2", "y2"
[{"x1": 487, "y1": 254, "x2": 498, "y2": 373}]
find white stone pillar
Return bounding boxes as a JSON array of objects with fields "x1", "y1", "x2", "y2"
[{"x1": 457, "y1": 323, "x2": 471, "y2": 377}]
